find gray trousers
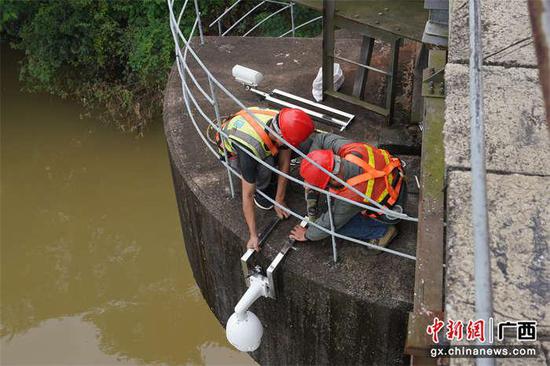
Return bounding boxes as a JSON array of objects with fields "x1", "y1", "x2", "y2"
[{"x1": 229, "y1": 155, "x2": 274, "y2": 191}]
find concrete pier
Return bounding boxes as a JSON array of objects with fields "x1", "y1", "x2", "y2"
[{"x1": 163, "y1": 36, "x2": 422, "y2": 364}]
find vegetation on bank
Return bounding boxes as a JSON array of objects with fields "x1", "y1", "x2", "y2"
[{"x1": 1, "y1": 0, "x2": 320, "y2": 134}]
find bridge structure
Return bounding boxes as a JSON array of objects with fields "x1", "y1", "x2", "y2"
[{"x1": 163, "y1": 0, "x2": 549, "y2": 364}]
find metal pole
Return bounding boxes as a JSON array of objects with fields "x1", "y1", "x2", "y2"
[
  {"x1": 208, "y1": 77, "x2": 235, "y2": 199},
  {"x1": 278, "y1": 16, "x2": 322, "y2": 38},
  {"x1": 322, "y1": 0, "x2": 336, "y2": 96},
  {"x1": 326, "y1": 193, "x2": 338, "y2": 262},
  {"x1": 468, "y1": 0, "x2": 494, "y2": 364},
  {"x1": 192, "y1": 0, "x2": 204, "y2": 44},
  {"x1": 290, "y1": 2, "x2": 295, "y2": 37}
]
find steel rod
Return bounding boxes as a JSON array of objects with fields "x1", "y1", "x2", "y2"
[
  {"x1": 177, "y1": 0, "x2": 190, "y2": 26},
  {"x1": 469, "y1": 0, "x2": 495, "y2": 364},
  {"x1": 209, "y1": 0, "x2": 242, "y2": 27},
  {"x1": 290, "y1": 2, "x2": 295, "y2": 37},
  {"x1": 272, "y1": 88, "x2": 355, "y2": 118},
  {"x1": 279, "y1": 16, "x2": 322, "y2": 37},
  {"x1": 326, "y1": 193, "x2": 338, "y2": 262},
  {"x1": 208, "y1": 76, "x2": 235, "y2": 198},
  {"x1": 334, "y1": 55, "x2": 390, "y2": 76},
  {"x1": 222, "y1": 1, "x2": 266, "y2": 36},
  {"x1": 192, "y1": 0, "x2": 204, "y2": 44},
  {"x1": 243, "y1": 4, "x2": 291, "y2": 37}
]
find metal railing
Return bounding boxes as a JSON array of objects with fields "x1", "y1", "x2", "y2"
[
  {"x1": 207, "y1": 0, "x2": 321, "y2": 38},
  {"x1": 167, "y1": 0, "x2": 419, "y2": 263},
  {"x1": 468, "y1": 0, "x2": 494, "y2": 363}
]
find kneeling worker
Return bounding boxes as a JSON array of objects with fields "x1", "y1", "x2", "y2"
[
  {"x1": 217, "y1": 107, "x2": 314, "y2": 251},
  {"x1": 289, "y1": 134, "x2": 405, "y2": 249}
]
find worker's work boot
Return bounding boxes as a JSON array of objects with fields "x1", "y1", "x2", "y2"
[{"x1": 372, "y1": 225, "x2": 398, "y2": 248}]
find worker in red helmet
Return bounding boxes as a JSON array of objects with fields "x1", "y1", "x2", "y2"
[
  {"x1": 216, "y1": 107, "x2": 315, "y2": 251},
  {"x1": 289, "y1": 133, "x2": 406, "y2": 250}
]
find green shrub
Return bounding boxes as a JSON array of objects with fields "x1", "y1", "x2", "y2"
[{"x1": 1, "y1": 0, "x2": 320, "y2": 134}]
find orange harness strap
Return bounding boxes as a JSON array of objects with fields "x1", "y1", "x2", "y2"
[
  {"x1": 236, "y1": 110, "x2": 279, "y2": 156},
  {"x1": 343, "y1": 153, "x2": 403, "y2": 204}
]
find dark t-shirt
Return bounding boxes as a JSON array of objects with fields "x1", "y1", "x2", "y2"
[
  {"x1": 233, "y1": 143, "x2": 285, "y2": 184},
  {"x1": 234, "y1": 144, "x2": 261, "y2": 184}
]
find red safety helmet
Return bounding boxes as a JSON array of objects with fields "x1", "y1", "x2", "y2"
[
  {"x1": 299, "y1": 149, "x2": 335, "y2": 189},
  {"x1": 277, "y1": 108, "x2": 314, "y2": 146}
]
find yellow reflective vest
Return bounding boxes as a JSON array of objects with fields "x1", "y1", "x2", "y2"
[{"x1": 220, "y1": 107, "x2": 279, "y2": 159}]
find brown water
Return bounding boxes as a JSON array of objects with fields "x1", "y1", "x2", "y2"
[{"x1": 0, "y1": 47, "x2": 254, "y2": 365}]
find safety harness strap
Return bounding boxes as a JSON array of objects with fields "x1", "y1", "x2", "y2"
[
  {"x1": 342, "y1": 152, "x2": 403, "y2": 204},
  {"x1": 236, "y1": 110, "x2": 278, "y2": 156}
]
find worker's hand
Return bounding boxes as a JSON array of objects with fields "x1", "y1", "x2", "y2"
[
  {"x1": 274, "y1": 201, "x2": 290, "y2": 220},
  {"x1": 247, "y1": 235, "x2": 260, "y2": 252},
  {"x1": 289, "y1": 225, "x2": 308, "y2": 242}
]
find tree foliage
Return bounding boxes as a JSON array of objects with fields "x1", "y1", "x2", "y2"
[{"x1": 1, "y1": 0, "x2": 320, "y2": 133}]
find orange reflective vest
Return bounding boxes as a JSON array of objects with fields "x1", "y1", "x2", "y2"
[{"x1": 329, "y1": 142, "x2": 405, "y2": 217}]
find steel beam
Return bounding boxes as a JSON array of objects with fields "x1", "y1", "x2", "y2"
[
  {"x1": 322, "y1": 0, "x2": 336, "y2": 98},
  {"x1": 352, "y1": 36, "x2": 375, "y2": 98},
  {"x1": 385, "y1": 38, "x2": 401, "y2": 124},
  {"x1": 405, "y1": 49, "x2": 446, "y2": 364}
]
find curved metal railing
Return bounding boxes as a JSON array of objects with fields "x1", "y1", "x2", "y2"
[
  {"x1": 167, "y1": 0, "x2": 418, "y2": 262},
  {"x1": 207, "y1": 0, "x2": 321, "y2": 38}
]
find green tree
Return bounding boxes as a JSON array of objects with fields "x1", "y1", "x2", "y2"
[{"x1": 1, "y1": 0, "x2": 320, "y2": 133}]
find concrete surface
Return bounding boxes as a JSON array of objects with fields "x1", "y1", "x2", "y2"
[
  {"x1": 446, "y1": 171, "x2": 549, "y2": 365},
  {"x1": 446, "y1": 171, "x2": 549, "y2": 330},
  {"x1": 164, "y1": 36, "x2": 421, "y2": 365},
  {"x1": 444, "y1": 63, "x2": 549, "y2": 176},
  {"x1": 448, "y1": 0, "x2": 537, "y2": 67},
  {"x1": 444, "y1": 0, "x2": 550, "y2": 364}
]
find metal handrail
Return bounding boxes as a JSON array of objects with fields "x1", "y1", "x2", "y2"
[
  {"x1": 278, "y1": 15, "x2": 322, "y2": 38},
  {"x1": 243, "y1": 4, "x2": 292, "y2": 37},
  {"x1": 167, "y1": 0, "x2": 418, "y2": 263},
  {"x1": 468, "y1": 0, "x2": 494, "y2": 363},
  {"x1": 222, "y1": 1, "x2": 267, "y2": 36},
  {"x1": 209, "y1": 0, "x2": 321, "y2": 38}
]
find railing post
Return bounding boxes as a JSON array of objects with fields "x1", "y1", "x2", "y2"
[
  {"x1": 208, "y1": 76, "x2": 235, "y2": 199},
  {"x1": 326, "y1": 193, "x2": 338, "y2": 262},
  {"x1": 290, "y1": 2, "x2": 296, "y2": 37},
  {"x1": 193, "y1": 0, "x2": 204, "y2": 44}
]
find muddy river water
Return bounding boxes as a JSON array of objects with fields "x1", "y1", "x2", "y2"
[{"x1": 0, "y1": 47, "x2": 254, "y2": 365}]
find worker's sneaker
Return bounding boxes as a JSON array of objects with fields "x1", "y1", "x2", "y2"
[
  {"x1": 254, "y1": 192, "x2": 274, "y2": 210},
  {"x1": 372, "y1": 225, "x2": 398, "y2": 248}
]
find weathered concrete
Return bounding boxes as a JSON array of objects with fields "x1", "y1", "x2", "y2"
[
  {"x1": 446, "y1": 171, "x2": 549, "y2": 329},
  {"x1": 164, "y1": 36, "x2": 421, "y2": 365},
  {"x1": 444, "y1": 0, "x2": 550, "y2": 363},
  {"x1": 449, "y1": 0, "x2": 537, "y2": 67},
  {"x1": 445, "y1": 171, "x2": 549, "y2": 364},
  {"x1": 444, "y1": 63, "x2": 549, "y2": 175}
]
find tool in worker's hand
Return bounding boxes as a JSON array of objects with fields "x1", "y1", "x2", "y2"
[
  {"x1": 232, "y1": 65, "x2": 355, "y2": 131},
  {"x1": 241, "y1": 217, "x2": 281, "y2": 284},
  {"x1": 305, "y1": 189, "x2": 320, "y2": 222},
  {"x1": 240, "y1": 216, "x2": 307, "y2": 298}
]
